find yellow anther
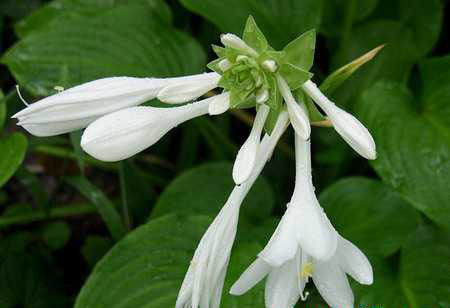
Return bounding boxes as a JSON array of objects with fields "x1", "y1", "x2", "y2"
[
  {"x1": 54, "y1": 86, "x2": 65, "y2": 92},
  {"x1": 300, "y1": 262, "x2": 314, "y2": 279}
]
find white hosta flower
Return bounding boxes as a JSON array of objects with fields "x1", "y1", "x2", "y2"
[
  {"x1": 230, "y1": 235, "x2": 373, "y2": 308},
  {"x1": 302, "y1": 80, "x2": 376, "y2": 159},
  {"x1": 258, "y1": 134, "x2": 337, "y2": 266},
  {"x1": 13, "y1": 72, "x2": 218, "y2": 136},
  {"x1": 176, "y1": 111, "x2": 289, "y2": 308},
  {"x1": 157, "y1": 73, "x2": 221, "y2": 104},
  {"x1": 232, "y1": 104, "x2": 270, "y2": 185},
  {"x1": 276, "y1": 74, "x2": 310, "y2": 140},
  {"x1": 81, "y1": 96, "x2": 213, "y2": 162}
]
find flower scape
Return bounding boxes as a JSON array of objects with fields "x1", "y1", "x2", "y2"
[{"x1": 14, "y1": 16, "x2": 378, "y2": 308}]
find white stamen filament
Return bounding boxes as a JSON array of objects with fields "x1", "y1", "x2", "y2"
[{"x1": 16, "y1": 85, "x2": 29, "y2": 106}]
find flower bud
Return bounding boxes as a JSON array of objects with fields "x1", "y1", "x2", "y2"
[{"x1": 81, "y1": 97, "x2": 213, "y2": 162}]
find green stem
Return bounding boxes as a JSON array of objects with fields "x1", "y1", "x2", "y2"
[{"x1": 0, "y1": 203, "x2": 95, "y2": 228}]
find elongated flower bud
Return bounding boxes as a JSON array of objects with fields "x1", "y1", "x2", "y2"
[
  {"x1": 232, "y1": 104, "x2": 269, "y2": 184},
  {"x1": 208, "y1": 92, "x2": 230, "y2": 115},
  {"x1": 276, "y1": 74, "x2": 310, "y2": 140},
  {"x1": 157, "y1": 73, "x2": 220, "y2": 104},
  {"x1": 81, "y1": 96, "x2": 214, "y2": 162},
  {"x1": 13, "y1": 73, "x2": 218, "y2": 137},
  {"x1": 220, "y1": 33, "x2": 259, "y2": 57},
  {"x1": 302, "y1": 80, "x2": 376, "y2": 159}
]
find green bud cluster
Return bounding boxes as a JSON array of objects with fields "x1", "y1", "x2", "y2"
[{"x1": 207, "y1": 16, "x2": 318, "y2": 133}]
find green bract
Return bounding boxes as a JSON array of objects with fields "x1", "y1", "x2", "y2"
[{"x1": 208, "y1": 16, "x2": 314, "y2": 133}]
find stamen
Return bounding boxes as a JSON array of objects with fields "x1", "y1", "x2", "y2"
[
  {"x1": 300, "y1": 262, "x2": 314, "y2": 279},
  {"x1": 54, "y1": 86, "x2": 65, "y2": 92},
  {"x1": 262, "y1": 60, "x2": 277, "y2": 72},
  {"x1": 15, "y1": 85, "x2": 29, "y2": 106}
]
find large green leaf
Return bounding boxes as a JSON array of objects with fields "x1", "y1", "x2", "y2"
[
  {"x1": 151, "y1": 162, "x2": 274, "y2": 224},
  {"x1": 0, "y1": 132, "x2": 28, "y2": 188},
  {"x1": 14, "y1": 0, "x2": 172, "y2": 38},
  {"x1": 357, "y1": 80, "x2": 450, "y2": 227},
  {"x1": 3, "y1": 2, "x2": 205, "y2": 96},
  {"x1": 354, "y1": 226, "x2": 450, "y2": 307},
  {"x1": 75, "y1": 214, "x2": 211, "y2": 308},
  {"x1": 320, "y1": 177, "x2": 420, "y2": 257},
  {"x1": 179, "y1": 0, "x2": 323, "y2": 49},
  {"x1": 75, "y1": 212, "x2": 265, "y2": 308}
]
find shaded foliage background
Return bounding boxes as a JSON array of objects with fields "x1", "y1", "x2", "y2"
[{"x1": 0, "y1": 0, "x2": 449, "y2": 307}]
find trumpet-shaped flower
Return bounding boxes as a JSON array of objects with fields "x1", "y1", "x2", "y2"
[
  {"x1": 13, "y1": 73, "x2": 219, "y2": 136},
  {"x1": 258, "y1": 134, "x2": 337, "y2": 266},
  {"x1": 230, "y1": 235, "x2": 373, "y2": 308},
  {"x1": 176, "y1": 112, "x2": 289, "y2": 308}
]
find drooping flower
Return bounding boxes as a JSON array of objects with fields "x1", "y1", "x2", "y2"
[
  {"x1": 257, "y1": 134, "x2": 338, "y2": 267},
  {"x1": 176, "y1": 111, "x2": 289, "y2": 308},
  {"x1": 230, "y1": 235, "x2": 373, "y2": 308},
  {"x1": 13, "y1": 73, "x2": 219, "y2": 136}
]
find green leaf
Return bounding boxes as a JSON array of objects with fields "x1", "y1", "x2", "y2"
[
  {"x1": 3, "y1": 2, "x2": 205, "y2": 96},
  {"x1": 320, "y1": 177, "x2": 420, "y2": 257},
  {"x1": 222, "y1": 242, "x2": 265, "y2": 307},
  {"x1": 354, "y1": 226, "x2": 450, "y2": 307},
  {"x1": 0, "y1": 253, "x2": 68, "y2": 308},
  {"x1": 74, "y1": 213, "x2": 212, "y2": 308},
  {"x1": 180, "y1": 0, "x2": 323, "y2": 49},
  {"x1": 283, "y1": 29, "x2": 316, "y2": 70},
  {"x1": 242, "y1": 15, "x2": 268, "y2": 52},
  {"x1": 400, "y1": 226, "x2": 450, "y2": 307},
  {"x1": 319, "y1": 45, "x2": 384, "y2": 96},
  {"x1": 0, "y1": 132, "x2": 28, "y2": 188},
  {"x1": 65, "y1": 176, "x2": 126, "y2": 240},
  {"x1": 278, "y1": 63, "x2": 313, "y2": 90},
  {"x1": 151, "y1": 162, "x2": 274, "y2": 224},
  {"x1": 16, "y1": 166, "x2": 50, "y2": 213},
  {"x1": 357, "y1": 80, "x2": 450, "y2": 227},
  {"x1": 14, "y1": 0, "x2": 172, "y2": 38},
  {"x1": 321, "y1": 0, "x2": 378, "y2": 37},
  {"x1": 41, "y1": 221, "x2": 71, "y2": 250}
]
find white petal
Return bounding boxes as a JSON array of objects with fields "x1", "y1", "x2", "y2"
[
  {"x1": 258, "y1": 204, "x2": 300, "y2": 266},
  {"x1": 276, "y1": 74, "x2": 310, "y2": 140},
  {"x1": 210, "y1": 259, "x2": 228, "y2": 308},
  {"x1": 302, "y1": 80, "x2": 376, "y2": 159},
  {"x1": 81, "y1": 98, "x2": 211, "y2": 161},
  {"x1": 19, "y1": 116, "x2": 97, "y2": 137},
  {"x1": 336, "y1": 236, "x2": 373, "y2": 285},
  {"x1": 265, "y1": 258, "x2": 302, "y2": 308},
  {"x1": 157, "y1": 74, "x2": 220, "y2": 104},
  {"x1": 312, "y1": 258, "x2": 354, "y2": 308},
  {"x1": 232, "y1": 104, "x2": 269, "y2": 184},
  {"x1": 230, "y1": 258, "x2": 272, "y2": 295},
  {"x1": 220, "y1": 33, "x2": 258, "y2": 57},
  {"x1": 291, "y1": 135, "x2": 338, "y2": 261},
  {"x1": 208, "y1": 92, "x2": 230, "y2": 115}
]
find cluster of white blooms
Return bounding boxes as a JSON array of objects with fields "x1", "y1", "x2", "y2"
[{"x1": 13, "y1": 17, "x2": 376, "y2": 308}]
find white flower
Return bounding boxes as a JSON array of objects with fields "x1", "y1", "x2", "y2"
[
  {"x1": 302, "y1": 80, "x2": 376, "y2": 159},
  {"x1": 276, "y1": 74, "x2": 310, "y2": 140},
  {"x1": 80, "y1": 94, "x2": 222, "y2": 162},
  {"x1": 220, "y1": 33, "x2": 259, "y2": 57},
  {"x1": 208, "y1": 92, "x2": 231, "y2": 115},
  {"x1": 13, "y1": 72, "x2": 219, "y2": 136},
  {"x1": 232, "y1": 104, "x2": 270, "y2": 184},
  {"x1": 258, "y1": 133, "x2": 337, "y2": 266},
  {"x1": 176, "y1": 111, "x2": 289, "y2": 308},
  {"x1": 230, "y1": 235, "x2": 373, "y2": 308}
]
